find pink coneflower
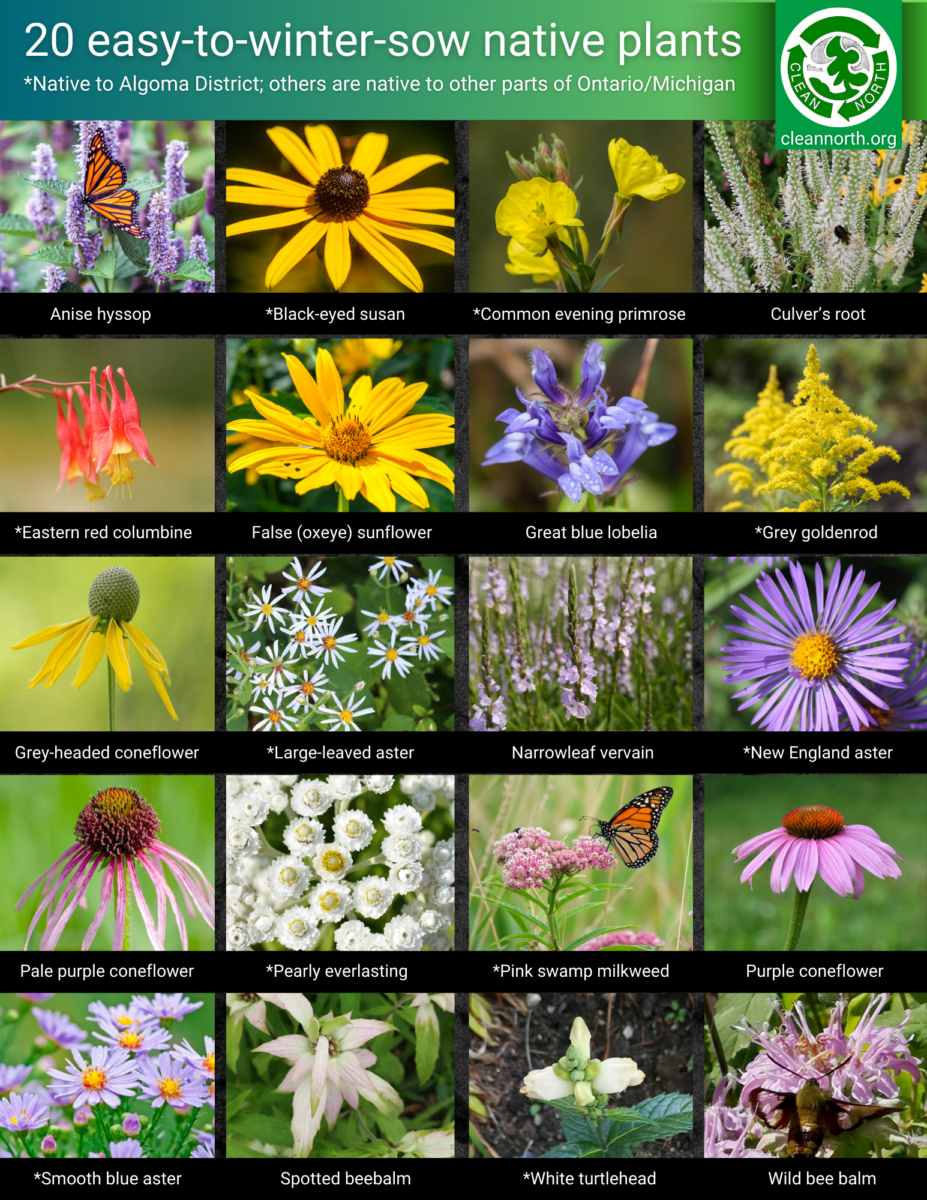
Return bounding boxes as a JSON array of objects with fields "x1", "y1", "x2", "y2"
[
  {"x1": 15, "y1": 786, "x2": 215, "y2": 952},
  {"x1": 733, "y1": 804, "x2": 903, "y2": 897}
]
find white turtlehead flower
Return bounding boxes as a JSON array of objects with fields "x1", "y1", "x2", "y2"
[
  {"x1": 334, "y1": 920, "x2": 373, "y2": 951},
  {"x1": 226, "y1": 920, "x2": 252, "y2": 951},
  {"x1": 381, "y1": 833, "x2": 423, "y2": 865},
  {"x1": 362, "y1": 775, "x2": 395, "y2": 795},
  {"x1": 283, "y1": 816, "x2": 325, "y2": 857},
  {"x1": 227, "y1": 822, "x2": 261, "y2": 858},
  {"x1": 290, "y1": 779, "x2": 335, "y2": 818},
  {"x1": 388, "y1": 861, "x2": 424, "y2": 892},
  {"x1": 275, "y1": 908, "x2": 320, "y2": 951},
  {"x1": 307, "y1": 881, "x2": 353, "y2": 924},
  {"x1": 383, "y1": 804, "x2": 422, "y2": 835},
  {"x1": 312, "y1": 843, "x2": 353, "y2": 882},
  {"x1": 327, "y1": 775, "x2": 362, "y2": 801},
  {"x1": 333, "y1": 810, "x2": 376, "y2": 852},
  {"x1": 231, "y1": 787, "x2": 272, "y2": 826},
  {"x1": 353, "y1": 875, "x2": 394, "y2": 919},
  {"x1": 247, "y1": 904, "x2": 279, "y2": 943},
  {"x1": 383, "y1": 914, "x2": 424, "y2": 951},
  {"x1": 269, "y1": 855, "x2": 310, "y2": 901}
]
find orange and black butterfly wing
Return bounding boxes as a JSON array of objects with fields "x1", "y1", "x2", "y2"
[
  {"x1": 597, "y1": 785, "x2": 673, "y2": 869},
  {"x1": 82, "y1": 128, "x2": 147, "y2": 239}
]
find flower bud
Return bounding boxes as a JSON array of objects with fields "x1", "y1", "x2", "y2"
[
  {"x1": 122, "y1": 1114, "x2": 141, "y2": 1136},
  {"x1": 506, "y1": 151, "x2": 535, "y2": 181},
  {"x1": 73, "y1": 1107, "x2": 91, "y2": 1127},
  {"x1": 41, "y1": 1135, "x2": 56, "y2": 1156},
  {"x1": 574, "y1": 1081, "x2": 596, "y2": 1108}
]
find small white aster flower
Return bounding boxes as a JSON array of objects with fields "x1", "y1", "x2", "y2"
[
  {"x1": 334, "y1": 920, "x2": 373, "y2": 951},
  {"x1": 249, "y1": 695, "x2": 295, "y2": 732},
  {"x1": 242, "y1": 584, "x2": 288, "y2": 634},
  {"x1": 371, "y1": 556, "x2": 413, "y2": 581},
  {"x1": 367, "y1": 630, "x2": 414, "y2": 680},
  {"x1": 395, "y1": 604, "x2": 430, "y2": 633},
  {"x1": 227, "y1": 635, "x2": 261, "y2": 679},
  {"x1": 318, "y1": 691, "x2": 376, "y2": 732},
  {"x1": 226, "y1": 920, "x2": 252, "y2": 951},
  {"x1": 279, "y1": 557, "x2": 331, "y2": 602},
  {"x1": 283, "y1": 816, "x2": 325, "y2": 857},
  {"x1": 252, "y1": 641, "x2": 300, "y2": 691},
  {"x1": 246, "y1": 904, "x2": 279, "y2": 943},
  {"x1": 281, "y1": 618, "x2": 314, "y2": 659},
  {"x1": 251, "y1": 673, "x2": 274, "y2": 697},
  {"x1": 333, "y1": 810, "x2": 376, "y2": 852},
  {"x1": 417, "y1": 568, "x2": 454, "y2": 611},
  {"x1": 275, "y1": 907, "x2": 320, "y2": 951},
  {"x1": 383, "y1": 913, "x2": 424, "y2": 951},
  {"x1": 269, "y1": 855, "x2": 310, "y2": 901},
  {"x1": 307, "y1": 880, "x2": 353, "y2": 923},
  {"x1": 383, "y1": 804, "x2": 423, "y2": 835},
  {"x1": 282, "y1": 666, "x2": 329, "y2": 712},
  {"x1": 227, "y1": 822, "x2": 260, "y2": 858},
  {"x1": 400, "y1": 632, "x2": 443, "y2": 662},
  {"x1": 381, "y1": 832, "x2": 423, "y2": 865},
  {"x1": 310, "y1": 618, "x2": 358, "y2": 667},
  {"x1": 353, "y1": 875, "x2": 394, "y2": 919},
  {"x1": 360, "y1": 606, "x2": 401, "y2": 636},
  {"x1": 312, "y1": 843, "x2": 353, "y2": 881},
  {"x1": 230, "y1": 788, "x2": 272, "y2": 826},
  {"x1": 362, "y1": 775, "x2": 395, "y2": 795},
  {"x1": 290, "y1": 779, "x2": 335, "y2": 817},
  {"x1": 388, "y1": 861, "x2": 424, "y2": 891},
  {"x1": 299, "y1": 596, "x2": 337, "y2": 636}
]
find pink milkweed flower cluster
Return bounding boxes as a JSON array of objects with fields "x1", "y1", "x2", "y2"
[
  {"x1": 493, "y1": 826, "x2": 616, "y2": 891},
  {"x1": 578, "y1": 930, "x2": 664, "y2": 951}
]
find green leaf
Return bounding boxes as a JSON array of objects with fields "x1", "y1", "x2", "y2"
[
  {"x1": 225, "y1": 1088, "x2": 252, "y2": 1121},
  {"x1": 116, "y1": 226, "x2": 150, "y2": 269},
  {"x1": 227, "y1": 1015, "x2": 242, "y2": 1073},
  {"x1": 374, "y1": 1050, "x2": 404, "y2": 1085},
  {"x1": 26, "y1": 243, "x2": 74, "y2": 267},
  {"x1": 128, "y1": 174, "x2": 163, "y2": 196},
  {"x1": 21, "y1": 176, "x2": 70, "y2": 199},
  {"x1": 380, "y1": 714, "x2": 415, "y2": 731},
  {"x1": 487, "y1": 897, "x2": 549, "y2": 934},
  {"x1": 438, "y1": 636, "x2": 454, "y2": 662},
  {"x1": 590, "y1": 265, "x2": 624, "y2": 293},
  {"x1": 166, "y1": 256, "x2": 212, "y2": 283},
  {"x1": 540, "y1": 1141, "x2": 599, "y2": 1158},
  {"x1": 243, "y1": 1114, "x2": 293, "y2": 1147},
  {"x1": 0, "y1": 213, "x2": 36, "y2": 236},
  {"x1": 629, "y1": 1092, "x2": 693, "y2": 1137},
  {"x1": 552, "y1": 1097, "x2": 597, "y2": 1145},
  {"x1": 561, "y1": 923, "x2": 643, "y2": 953},
  {"x1": 172, "y1": 186, "x2": 206, "y2": 221},
  {"x1": 80, "y1": 248, "x2": 116, "y2": 280},
  {"x1": 228, "y1": 1141, "x2": 272, "y2": 1158},
  {"x1": 415, "y1": 717, "x2": 437, "y2": 732},
  {"x1": 414, "y1": 1001, "x2": 440, "y2": 1085}
]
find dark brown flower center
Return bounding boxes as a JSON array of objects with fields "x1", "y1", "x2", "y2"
[
  {"x1": 314, "y1": 166, "x2": 370, "y2": 218},
  {"x1": 75, "y1": 787, "x2": 161, "y2": 858},
  {"x1": 781, "y1": 805, "x2": 845, "y2": 839}
]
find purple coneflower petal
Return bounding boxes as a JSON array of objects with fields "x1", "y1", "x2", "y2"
[
  {"x1": 126, "y1": 859, "x2": 164, "y2": 951},
  {"x1": 134, "y1": 856, "x2": 167, "y2": 946},
  {"x1": 816, "y1": 838, "x2": 854, "y2": 896},
  {"x1": 82, "y1": 859, "x2": 115, "y2": 951},
  {"x1": 791, "y1": 839, "x2": 819, "y2": 893},
  {"x1": 139, "y1": 852, "x2": 187, "y2": 950},
  {"x1": 41, "y1": 852, "x2": 100, "y2": 951},
  {"x1": 112, "y1": 861, "x2": 127, "y2": 953}
]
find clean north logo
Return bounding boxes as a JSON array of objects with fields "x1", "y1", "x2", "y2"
[{"x1": 779, "y1": 6, "x2": 897, "y2": 126}]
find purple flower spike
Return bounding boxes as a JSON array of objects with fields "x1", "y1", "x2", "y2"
[
  {"x1": 24, "y1": 143, "x2": 60, "y2": 241},
  {"x1": 529, "y1": 348, "x2": 565, "y2": 403},
  {"x1": 720, "y1": 559, "x2": 911, "y2": 732},
  {"x1": 202, "y1": 164, "x2": 215, "y2": 215},
  {"x1": 164, "y1": 139, "x2": 189, "y2": 206},
  {"x1": 145, "y1": 190, "x2": 177, "y2": 287},
  {"x1": 41, "y1": 264, "x2": 67, "y2": 293}
]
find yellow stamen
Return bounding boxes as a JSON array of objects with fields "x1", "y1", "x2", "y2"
[
  {"x1": 339, "y1": 709, "x2": 354, "y2": 724},
  {"x1": 321, "y1": 415, "x2": 372, "y2": 465},
  {"x1": 158, "y1": 1076, "x2": 182, "y2": 1101},
  {"x1": 790, "y1": 631, "x2": 840, "y2": 680},
  {"x1": 82, "y1": 1067, "x2": 107, "y2": 1091}
]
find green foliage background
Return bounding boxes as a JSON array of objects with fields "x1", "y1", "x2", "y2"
[
  {"x1": 704, "y1": 776, "x2": 927, "y2": 952},
  {"x1": 469, "y1": 774, "x2": 693, "y2": 952},
  {"x1": 0, "y1": 775, "x2": 216, "y2": 951},
  {"x1": 0, "y1": 556, "x2": 215, "y2": 732}
]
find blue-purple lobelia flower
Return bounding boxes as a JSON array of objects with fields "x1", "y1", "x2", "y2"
[
  {"x1": 164, "y1": 140, "x2": 189, "y2": 205},
  {"x1": 483, "y1": 342, "x2": 677, "y2": 506},
  {"x1": 839, "y1": 637, "x2": 927, "y2": 732},
  {"x1": 24, "y1": 143, "x2": 60, "y2": 241},
  {"x1": 145, "y1": 189, "x2": 177, "y2": 288},
  {"x1": 32, "y1": 1008, "x2": 91, "y2": 1051},
  {"x1": 720, "y1": 559, "x2": 911, "y2": 732}
]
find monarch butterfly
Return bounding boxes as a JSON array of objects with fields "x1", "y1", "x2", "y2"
[
  {"x1": 82, "y1": 128, "x2": 146, "y2": 238},
  {"x1": 582, "y1": 785, "x2": 673, "y2": 869}
]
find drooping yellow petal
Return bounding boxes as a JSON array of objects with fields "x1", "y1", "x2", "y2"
[
  {"x1": 350, "y1": 132, "x2": 389, "y2": 178},
  {"x1": 324, "y1": 220, "x2": 352, "y2": 292},
  {"x1": 138, "y1": 657, "x2": 179, "y2": 720},
  {"x1": 314, "y1": 349, "x2": 345, "y2": 419},
  {"x1": 364, "y1": 205, "x2": 455, "y2": 228},
  {"x1": 348, "y1": 220, "x2": 423, "y2": 292},
  {"x1": 226, "y1": 186, "x2": 309, "y2": 209},
  {"x1": 304, "y1": 125, "x2": 342, "y2": 173},
  {"x1": 123, "y1": 622, "x2": 173, "y2": 687},
  {"x1": 358, "y1": 463, "x2": 397, "y2": 513},
  {"x1": 71, "y1": 631, "x2": 107, "y2": 689},
  {"x1": 265, "y1": 219, "x2": 328, "y2": 289},
  {"x1": 28, "y1": 618, "x2": 96, "y2": 690},
  {"x1": 365, "y1": 187, "x2": 455, "y2": 209},
  {"x1": 12, "y1": 617, "x2": 88, "y2": 651},
  {"x1": 226, "y1": 168, "x2": 312, "y2": 196},
  {"x1": 106, "y1": 618, "x2": 132, "y2": 692},
  {"x1": 227, "y1": 210, "x2": 312, "y2": 238},
  {"x1": 382, "y1": 463, "x2": 430, "y2": 508},
  {"x1": 363, "y1": 217, "x2": 455, "y2": 257},
  {"x1": 282, "y1": 353, "x2": 334, "y2": 426},
  {"x1": 266, "y1": 126, "x2": 323, "y2": 184},
  {"x1": 369, "y1": 155, "x2": 449, "y2": 195}
]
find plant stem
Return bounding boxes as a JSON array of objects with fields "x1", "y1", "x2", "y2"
[
  {"x1": 122, "y1": 860, "x2": 132, "y2": 951},
  {"x1": 107, "y1": 658, "x2": 116, "y2": 731},
  {"x1": 783, "y1": 881, "x2": 812, "y2": 951},
  {"x1": 336, "y1": 485, "x2": 349, "y2": 512}
]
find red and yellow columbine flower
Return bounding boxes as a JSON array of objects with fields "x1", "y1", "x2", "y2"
[
  {"x1": 54, "y1": 388, "x2": 107, "y2": 502},
  {"x1": 87, "y1": 366, "x2": 158, "y2": 488},
  {"x1": 10, "y1": 565, "x2": 178, "y2": 721}
]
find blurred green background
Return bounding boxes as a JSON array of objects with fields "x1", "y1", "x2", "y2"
[
  {"x1": 469, "y1": 774, "x2": 693, "y2": 951},
  {"x1": 226, "y1": 337, "x2": 455, "y2": 514},
  {"x1": 0, "y1": 338, "x2": 215, "y2": 513},
  {"x1": 2, "y1": 556, "x2": 215, "y2": 732},
  {"x1": 705, "y1": 339, "x2": 927, "y2": 513},
  {"x1": 469, "y1": 337, "x2": 692, "y2": 512},
  {"x1": 705, "y1": 775, "x2": 926, "y2": 952},
  {"x1": 226, "y1": 120, "x2": 455, "y2": 294},
  {"x1": 0, "y1": 776, "x2": 215, "y2": 951},
  {"x1": 469, "y1": 121, "x2": 692, "y2": 292},
  {"x1": 705, "y1": 556, "x2": 927, "y2": 732},
  {"x1": 0, "y1": 992, "x2": 213, "y2": 1043}
]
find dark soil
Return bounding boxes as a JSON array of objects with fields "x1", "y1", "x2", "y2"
[{"x1": 470, "y1": 991, "x2": 695, "y2": 1159}]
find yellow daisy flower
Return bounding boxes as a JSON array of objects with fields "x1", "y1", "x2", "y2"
[
  {"x1": 331, "y1": 339, "x2": 403, "y2": 382},
  {"x1": 226, "y1": 124, "x2": 455, "y2": 292},
  {"x1": 10, "y1": 566, "x2": 177, "y2": 721},
  {"x1": 227, "y1": 348, "x2": 454, "y2": 513}
]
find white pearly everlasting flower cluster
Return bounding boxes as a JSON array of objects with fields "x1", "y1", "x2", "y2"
[{"x1": 226, "y1": 774, "x2": 455, "y2": 952}]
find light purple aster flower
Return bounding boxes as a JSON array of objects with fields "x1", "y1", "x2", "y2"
[
  {"x1": 133, "y1": 993, "x2": 203, "y2": 1022},
  {"x1": 0, "y1": 1065, "x2": 33, "y2": 1095},
  {"x1": 16, "y1": 994, "x2": 55, "y2": 1003},
  {"x1": 93, "y1": 1017, "x2": 172, "y2": 1057},
  {"x1": 164, "y1": 139, "x2": 189, "y2": 205},
  {"x1": 173, "y1": 1037, "x2": 215, "y2": 1107},
  {"x1": 47, "y1": 1047, "x2": 141, "y2": 1109},
  {"x1": 24, "y1": 143, "x2": 60, "y2": 241},
  {"x1": 87, "y1": 1000, "x2": 156, "y2": 1029},
  {"x1": 720, "y1": 559, "x2": 911, "y2": 732},
  {"x1": 109, "y1": 1140, "x2": 146, "y2": 1157},
  {"x1": 135, "y1": 1052, "x2": 210, "y2": 1109},
  {"x1": 145, "y1": 189, "x2": 177, "y2": 287},
  {"x1": 195, "y1": 1129, "x2": 215, "y2": 1151},
  {"x1": 32, "y1": 1008, "x2": 91, "y2": 1051},
  {"x1": 0, "y1": 1091, "x2": 50, "y2": 1132},
  {"x1": 190, "y1": 1143, "x2": 214, "y2": 1158},
  {"x1": 732, "y1": 803, "x2": 903, "y2": 897},
  {"x1": 839, "y1": 637, "x2": 927, "y2": 732}
]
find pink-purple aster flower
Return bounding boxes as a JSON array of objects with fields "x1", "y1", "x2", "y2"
[
  {"x1": 93, "y1": 1017, "x2": 172, "y2": 1057},
  {"x1": 134, "y1": 1053, "x2": 209, "y2": 1109},
  {"x1": 720, "y1": 559, "x2": 911, "y2": 732},
  {"x1": 41, "y1": 1134, "x2": 57, "y2": 1155},
  {"x1": 122, "y1": 1113, "x2": 141, "y2": 1136},
  {"x1": 733, "y1": 804, "x2": 903, "y2": 898},
  {"x1": 174, "y1": 1037, "x2": 215, "y2": 1108},
  {"x1": 109, "y1": 1140, "x2": 146, "y2": 1157},
  {"x1": 32, "y1": 1008, "x2": 91, "y2": 1051},
  {"x1": 87, "y1": 1000, "x2": 156, "y2": 1031},
  {"x1": 134, "y1": 993, "x2": 204, "y2": 1023},
  {"x1": 16, "y1": 994, "x2": 55, "y2": 1003},
  {"x1": 0, "y1": 1091, "x2": 51, "y2": 1131},
  {"x1": 0, "y1": 1065, "x2": 32, "y2": 1095},
  {"x1": 15, "y1": 787, "x2": 215, "y2": 952},
  {"x1": 47, "y1": 1047, "x2": 141, "y2": 1109},
  {"x1": 190, "y1": 1144, "x2": 214, "y2": 1157},
  {"x1": 840, "y1": 637, "x2": 927, "y2": 732}
]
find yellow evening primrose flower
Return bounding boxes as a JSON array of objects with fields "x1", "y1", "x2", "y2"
[
  {"x1": 226, "y1": 348, "x2": 454, "y2": 513},
  {"x1": 331, "y1": 339, "x2": 403, "y2": 382},
  {"x1": 495, "y1": 178, "x2": 583, "y2": 256},
  {"x1": 10, "y1": 566, "x2": 177, "y2": 721},
  {"x1": 608, "y1": 139, "x2": 686, "y2": 203},
  {"x1": 505, "y1": 229, "x2": 590, "y2": 283},
  {"x1": 226, "y1": 124, "x2": 455, "y2": 292}
]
